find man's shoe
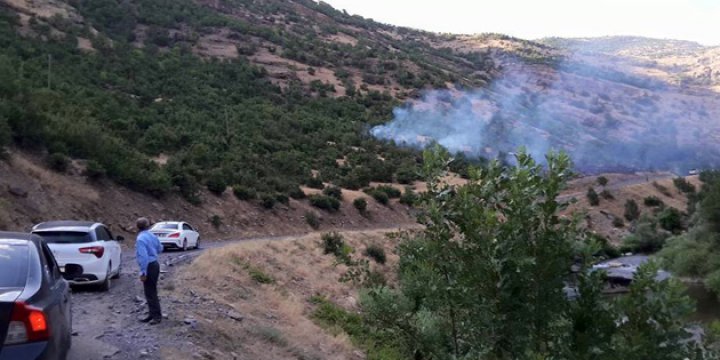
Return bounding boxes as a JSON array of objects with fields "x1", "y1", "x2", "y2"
[
  {"x1": 139, "y1": 316, "x2": 152, "y2": 323},
  {"x1": 149, "y1": 318, "x2": 161, "y2": 325}
]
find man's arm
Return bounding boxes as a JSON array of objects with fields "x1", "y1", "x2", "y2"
[{"x1": 136, "y1": 236, "x2": 149, "y2": 276}]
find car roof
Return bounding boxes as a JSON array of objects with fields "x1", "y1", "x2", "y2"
[
  {"x1": 153, "y1": 221, "x2": 183, "y2": 225},
  {"x1": 0, "y1": 231, "x2": 40, "y2": 246},
  {"x1": 32, "y1": 221, "x2": 101, "y2": 232}
]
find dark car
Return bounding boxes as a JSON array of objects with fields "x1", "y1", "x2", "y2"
[{"x1": 0, "y1": 232, "x2": 72, "y2": 360}]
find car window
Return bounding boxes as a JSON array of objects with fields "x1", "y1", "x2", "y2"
[
  {"x1": 38, "y1": 242, "x2": 61, "y2": 282},
  {"x1": 182, "y1": 224, "x2": 192, "y2": 231},
  {"x1": 95, "y1": 227, "x2": 111, "y2": 241},
  {"x1": 153, "y1": 224, "x2": 180, "y2": 230},
  {"x1": 0, "y1": 243, "x2": 29, "y2": 288},
  {"x1": 36, "y1": 231, "x2": 93, "y2": 244}
]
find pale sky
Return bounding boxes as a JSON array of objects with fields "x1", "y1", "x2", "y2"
[{"x1": 322, "y1": 0, "x2": 720, "y2": 46}]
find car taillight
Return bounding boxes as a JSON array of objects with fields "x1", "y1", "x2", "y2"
[
  {"x1": 3, "y1": 302, "x2": 49, "y2": 345},
  {"x1": 79, "y1": 246, "x2": 105, "y2": 258},
  {"x1": 168, "y1": 232, "x2": 180, "y2": 238}
]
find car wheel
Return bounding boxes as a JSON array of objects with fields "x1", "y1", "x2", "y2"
[
  {"x1": 195, "y1": 237, "x2": 200, "y2": 249},
  {"x1": 182, "y1": 239, "x2": 188, "y2": 251},
  {"x1": 99, "y1": 264, "x2": 111, "y2": 292},
  {"x1": 112, "y1": 262, "x2": 121, "y2": 279}
]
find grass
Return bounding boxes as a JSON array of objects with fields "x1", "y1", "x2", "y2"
[{"x1": 255, "y1": 326, "x2": 288, "y2": 346}]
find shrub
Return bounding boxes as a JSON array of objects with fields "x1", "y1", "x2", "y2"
[
  {"x1": 353, "y1": 197, "x2": 368, "y2": 213},
  {"x1": 652, "y1": 181, "x2": 673, "y2": 197},
  {"x1": 643, "y1": 196, "x2": 664, "y2": 208},
  {"x1": 370, "y1": 190, "x2": 389, "y2": 205},
  {"x1": 586, "y1": 188, "x2": 600, "y2": 206},
  {"x1": 658, "y1": 207, "x2": 684, "y2": 233},
  {"x1": 322, "y1": 232, "x2": 345, "y2": 256},
  {"x1": 399, "y1": 186, "x2": 418, "y2": 206},
  {"x1": 620, "y1": 216, "x2": 669, "y2": 253},
  {"x1": 275, "y1": 193, "x2": 289, "y2": 205},
  {"x1": 309, "y1": 194, "x2": 340, "y2": 212},
  {"x1": 210, "y1": 215, "x2": 222, "y2": 228},
  {"x1": 260, "y1": 193, "x2": 277, "y2": 209},
  {"x1": 369, "y1": 185, "x2": 401, "y2": 199},
  {"x1": 364, "y1": 244, "x2": 386, "y2": 264},
  {"x1": 306, "y1": 177, "x2": 324, "y2": 189},
  {"x1": 600, "y1": 189, "x2": 614, "y2": 200},
  {"x1": 597, "y1": 176, "x2": 608, "y2": 186},
  {"x1": 305, "y1": 211, "x2": 320, "y2": 229},
  {"x1": 47, "y1": 153, "x2": 69, "y2": 172},
  {"x1": 612, "y1": 217, "x2": 625, "y2": 228},
  {"x1": 288, "y1": 187, "x2": 306, "y2": 200},
  {"x1": 624, "y1": 199, "x2": 640, "y2": 221},
  {"x1": 83, "y1": 160, "x2": 106, "y2": 180},
  {"x1": 248, "y1": 267, "x2": 275, "y2": 284},
  {"x1": 323, "y1": 185, "x2": 343, "y2": 200},
  {"x1": 206, "y1": 171, "x2": 227, "y2": 195},
  {"x1": 232, "y1": 185, "x2": 257, "y2": 200},
  {"x1": 673, "y1": 177, "x2": 696, "y2": 194}
]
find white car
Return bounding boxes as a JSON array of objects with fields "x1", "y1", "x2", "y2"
[
  {"x1": 150, "y1": 221, "x2": 200, "y2": 251},
  {"x1": 32, "y1": 221, "x2": 123, "y2": 291}
]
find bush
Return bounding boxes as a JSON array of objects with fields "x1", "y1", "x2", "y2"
[
  {"x1": 260, "y1": 193, "x2": 277, "y2": 209},
  {"x1": 353, "y1": 197, "x2": 368, "y2": 213},
  {"x1": 600, "y1": 189, "x2": 614, "y2": 200},
  {"x1": 612, "y1": 217, "x2": 625, "y2": 228},
  {"x1": 586, "y1": 188, "x2": 600, "y2": 206},
  {"x1": 673, "y1": 177, "x2": 696, "y2": 194},
  {"x1": 206, "y1": 171, "x2": 227, "y2": 195},
  {"x1": 232, "y1": 185, "x2": 257, "y2": 200},
  {"x1": 370, "y1": 190, "x2": 389, "y2": 205},
  {"x1": 368, "y1": 185, "x2": 401, "y2": 199},
  {"x1": 624, "y1": 199, "x2": 640, "y2": 221},
  {"x1": 597, "y1": 176, "x2": 608, "y2": 186},
  {"x1": 364, "y1": 244, "x2": 386, "y2": 264},
  {"x1": 210, "y1": 215, "x2": 222, "y2": 228},
  {"x1": 288, "y1": 187, "x2": 306, "y2": 200},
  {"x1": 658, "y1": 207, "x2": 684, "y2": 233},
  {"x1": 620, "y1": 217, "x2": 669, "y2": 253},
  {"x1": 643, "y1": 196, "x2": 664, "y2": 207},
  {"x1": 47, "y1": 153, "x2": 69, "y2": 172},
  {"x1": 653, "y1": 181, "x2": 673, "y2": 197},
  {"x1": 275, "y1": 193, "x2": 289, "y2": 205},
  {"x1": 306, "y1": 177, "x2": 324, "y2": 190},
  {"x1": 399, "y1": 186, "x2": 418, "y2": 206},
  {"x1": 83, "y1": 160, "x2": 106, "y2": 180},
  {"x1": 305, "y1": 211, "x2": 320, "y2": 229},
  {"x1": 322, "y1": 232, "x2": 345, "y2": 256},
  {"x1": 309, "y1": 194, "x2": 340, "y2": 212},
  {"x1": 323, "y1": 185, "x2": 343, "y2": 200}
]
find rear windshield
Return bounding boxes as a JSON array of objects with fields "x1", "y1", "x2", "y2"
[
  {"x1": 0, "y1": 244, "x2": 29, "y2": 288},
  {"x1": 152, "y1": 224, "x2": 179, "y2": 230},
  {"x1": 35, "y1": 231, "x2": 92, "y2": 244}
]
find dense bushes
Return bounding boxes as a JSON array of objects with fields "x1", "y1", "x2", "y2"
[{"x1": 232, "y1": 185, "x2": 257, "y2": 200}]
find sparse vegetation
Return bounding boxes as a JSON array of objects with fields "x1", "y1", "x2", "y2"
[
  {"x1": 673, "y1": 177, "x2": 696, "y2": 194},
  {"x1": 47, "y1": 153, "x2": 70, "y2": 173},
  {"x1": 612, "y1": 217, "x2": 625, "y2": 228},
  {"x1": 210, "y1": 215, "x2": 222, "y2": 228},
  {"x1": 597, "y1": 176, "x2": 608, "y2": 186},
  {"x1": 643, "y1": 195, "x2": 664, "y2": 207},
  {"x1": 653, "y1": 181, "x2": 673, "y2": 197},
  {"x1": 248, "y1": 267, "x2": 275, "y2": 284},
  {"x1": 600, "y1": 189, "x2": 614, "y2": 200},
  {"x1": 353, "y1": 198, "x2": 368, "y2": 213}
]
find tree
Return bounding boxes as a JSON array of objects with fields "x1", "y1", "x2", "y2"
[
  {"x1": 597, "y1": 176, "x2": 609, "y2": 186},
  {"x1": 361, "y1": 147, "x2": 714, "y2": 359}
]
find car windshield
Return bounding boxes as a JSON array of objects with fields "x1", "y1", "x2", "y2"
[
  {"x1": 152, "y1": 224, "x2": 179, "y2": 230},
  {"x1": 36, "y1": 231, "x2": 93, "y2": 244},
  {"x1": 0, "y1": 244, "x2": 29, "y2": 288}
]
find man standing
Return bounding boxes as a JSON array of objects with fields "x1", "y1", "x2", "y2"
[{"x1": 135, "y1": 217, "x2": 163, "y2": 325}]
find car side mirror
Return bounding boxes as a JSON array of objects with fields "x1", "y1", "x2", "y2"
[{"x1": 116, "y1": 236, "x2": 125, "y2": 242}]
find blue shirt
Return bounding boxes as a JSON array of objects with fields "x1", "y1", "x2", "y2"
[{"x1": 136, "y1": 230, "x2": 162, "y2": 275}]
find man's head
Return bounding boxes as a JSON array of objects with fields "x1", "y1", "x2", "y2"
[{"x1": 136, "y1": 217, "x2": 151, "y2": 231}]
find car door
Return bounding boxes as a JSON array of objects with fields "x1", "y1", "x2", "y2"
[
  {"x1": 37, "y1": 241, "x2": 71, "y2": 355},
  {"x1": 181, "y1": 223, "x2": 197, "y2": 247},
  {"x1": 95, "y1": 227, "x2": 120, "y2": 275}
]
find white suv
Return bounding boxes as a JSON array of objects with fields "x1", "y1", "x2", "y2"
[
  {"x1": 32, "y1": 221, "x2": 123, "y2": 291},
  {"x1": 150, "y1": 221, "x2": 200, "y2": 251}
]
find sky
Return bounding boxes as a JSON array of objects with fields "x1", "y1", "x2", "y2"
[{"x1": 322, "y1": 0, "x2": 720, "y2": 46}]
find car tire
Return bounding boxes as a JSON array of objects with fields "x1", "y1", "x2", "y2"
[
  {"x1": 195, "y1": 237, "x2": 200, "y2": 249},
  {"x1": 182, "y1": 239, "x2": 188, "y2": 251},
  {"x1": 99, "y1": 264, "x2": 111, "y2": 292},
  {"x1": 112, "y1": 263, "x2": 121, "y2": 279}
]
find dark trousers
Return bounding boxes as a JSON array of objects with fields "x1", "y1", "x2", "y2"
[{"x1": 144, "y1": 261, "x2": 162, "y2": 320}]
